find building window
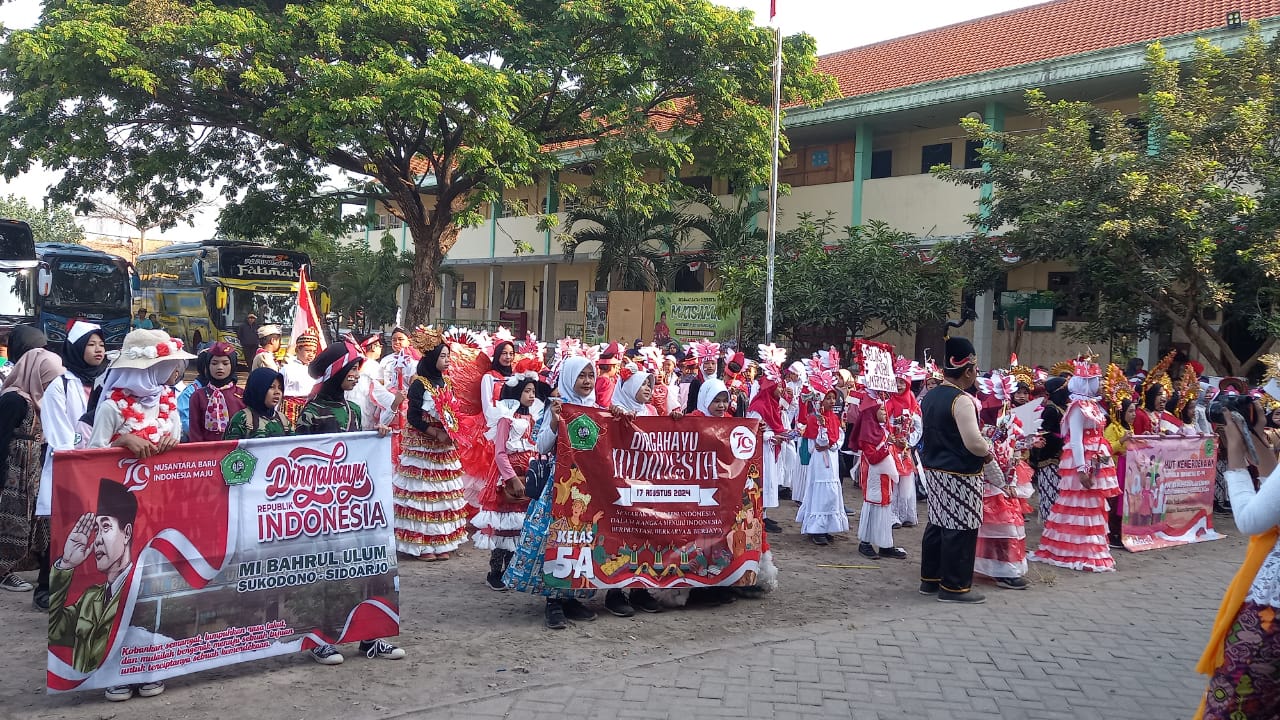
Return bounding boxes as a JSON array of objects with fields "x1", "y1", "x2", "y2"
[
  {"x1": 504, "y1": 280, "x2": 526, "y2": 310},
  {"x1": 870, "y1": 150, "x2": 893, "y2": 179},
  {"x1": 1046, "y1": 272, "x2": 1094, "y2": 322},
  {"x1": 964, "y1": 140, "x2": 984, "y2": 170},
  {"x1": 678, "y1": 175, "x2": 713, "y2": 193},
  {"x1": 920, "y1": 142, "x2": 953, "y2": 174},
  {"x1": 459, "y1": 281, "x2": 476, "y2": 309},
  {"x1": 809, "y1": 149, "x2": 830, "y2": 169},
  {"x1": 557, "y1": 280, "x2": 578, "y2": 311}
]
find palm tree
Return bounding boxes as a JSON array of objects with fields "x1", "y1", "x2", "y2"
[
  {"x1": 560, "y1": 193, "x2": 698, "y2": 292},
  {"x1": 328, "y1": 235, "x2": 413, "y2": 329},
  {"x1": 684, "y1": 192, "x2": 767, "y2": 291}
]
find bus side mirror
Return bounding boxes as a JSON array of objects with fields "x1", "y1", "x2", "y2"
[
  {"x1": 37, "y1": 267, "x2": 52, "y2": 297},
  {"x1": 319, "y1": 291, "x2": 331, "y2": 315},
  {"x1": 215, "y1": 287, "x2": 228, "y2": 310},
  {"x1": 194, "y1": 260, "x2": 205, "y2": 286}
]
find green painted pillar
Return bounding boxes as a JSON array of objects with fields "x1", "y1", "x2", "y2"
[
  {"x1": 979, "y1": 100, "x2": 1006, "y2": 229},
  {"x1": 364, "y1": 198, "x2": 376, "y2": 247},
  {"x1": 489, "y1": 193, "x2": 500, "y2": 258},
  {"x1": 852, "y1": 123, "x2": 872, "y2": 226}
]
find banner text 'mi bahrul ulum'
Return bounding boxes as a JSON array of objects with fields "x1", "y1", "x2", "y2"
[
  {"x1": 543, "y1": 408, "x2": 765, "y2": 590},
  {"x1": 47, "y1": 432, "x2": 398, "y2": 694}
]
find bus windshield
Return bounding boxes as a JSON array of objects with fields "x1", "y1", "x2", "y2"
[
  {"x1": 0, "y1": 267, "x2": 35, "y2": 319},
  {"x1": 227, "y1": 288, "x2": 295, "y2": 328},
  {"x1": 48, "y1": 258, "x2": 131, "y2": 312}
]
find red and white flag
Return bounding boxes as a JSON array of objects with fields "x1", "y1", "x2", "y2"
[{"x1": 289, "y1": 264, "x2": 328, "y2": 351}]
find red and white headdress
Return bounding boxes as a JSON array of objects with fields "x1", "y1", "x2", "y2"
[
  {"x1": 808, "y1": 369, "x2": 837, "y2": 396},
  {"x1": 484, "y1": 326, "x2": 516, "y2": 359},
  {"x1": 813, "y1": 346, "x2": 840, "y2": 372},
  {"x1": 516, "y1": 332, "x2": 547, "y2": 363},
  {"x1": 757, "y1": 343, "x2": 787, "y2": 383},
  {"x1": 637, "y1": 344, "x2": 664, "y2": 372},
  {"x1": 687, "y1": 340, "x2": 721, "y2": 362},
  {"x1": 1071, "y1": 355, "x2": 1102, "y2": 379},
  {"x1": 976, "y1": 369, "x2": 1017, "y2": 401},
  {"x1": 444, "y1": 326, "x2": 483, "y2": 351}
]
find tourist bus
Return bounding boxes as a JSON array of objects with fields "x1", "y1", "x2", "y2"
[
  {"x1": 135, "y1": 240, "x2": 329, "y2": 353},
  {"x1": 0, "y1": 219, "x2": 38, "y2": 343},
  {"x1": 34, "y1": 243, "x2": 133, "y2": 348}
]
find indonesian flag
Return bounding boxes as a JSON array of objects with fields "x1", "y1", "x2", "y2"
[
  {"x1": 289, "y1": 264, "x2": 328, "y2": 351},
  {"x1": 1010, "y1": 353, "x2": 1019, "y2": 367},
  {"x1": 769, "y1": 0, "x2": 776, "y2": 20}
]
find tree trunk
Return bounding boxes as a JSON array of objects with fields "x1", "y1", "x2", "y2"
[{"x1": 388, "y1": 180, "x2": 465, "y2": 328}]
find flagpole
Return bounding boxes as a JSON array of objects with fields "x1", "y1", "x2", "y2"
[{"x1": 764, "y1": 21, "x2": 782, "y2": 344}]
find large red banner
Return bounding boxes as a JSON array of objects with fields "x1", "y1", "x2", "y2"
[
  {"x1": 1121, "y1": 434, "x2": 1224, "y2": 552},
  {"x1": 47, "y1": 433, "x2": 398, "y2": 693},
  {"x1": 541, "y1": 408, "x2": 764, "y2": 590}
]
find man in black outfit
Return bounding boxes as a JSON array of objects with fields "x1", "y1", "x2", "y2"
[
  {"x1": 917, "y1": 336, "x2": 997, "y2": 604},
  {"x1": 236, "y1": 312, "x2": 259, "y2": 368}
]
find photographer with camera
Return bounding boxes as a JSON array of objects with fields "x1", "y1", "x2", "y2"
[{"x1": 1195, "y1": 389, "x2": 1280, "y2": 719}]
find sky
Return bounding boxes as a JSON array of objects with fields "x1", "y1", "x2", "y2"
[{"x1": 0, "y1": 0, "x2": 1047, "y2": 243}]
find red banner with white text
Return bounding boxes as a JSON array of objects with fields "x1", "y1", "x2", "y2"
[
  {"x1": 47, "y1": 433, "x2": 397, "y2": 693},
  {"x1": 541, "y1": 407, "x2": 764, "y2": 590}
]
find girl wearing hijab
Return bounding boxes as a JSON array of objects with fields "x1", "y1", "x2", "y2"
[
  {"x1": 6, "y1": 325, "x2": 47, "y2": 367},
  {"x1": 224, "y1": 368, "x2": 289, "y2": 439},
  {"x1": 688, "y1": 378, "x2": 732, "y2": 417},
  {"x1": 187, "y1": 343, "x2": 244, "y2": 442},
  {"x1": 1030, "y1": 376, "x2": 1070, "y2": 521},
  {"x1": 856, "y1": 396, "x2": 907, "y2": 559},
  {"x1": 478, "y1": 372, "x2": 545, "y2": 590},
  {"x1": 1030, "y1": 360, "x2": 1120, "y2": 572},
  {"x1": 0, "y1": 349, "x2": 63, "y2": 595},
  {"x1": 504, "y1": 355, "x2": 613, "y2": 628},
  {"x1": 394, "y1": 332, "x2": 468, "y2": 562},
  {"x1": 886, "y1": 371, "x2": 923, "y2": 528},
  {"x1": 795, "y1": 376, "x2": 849, "y2": 546},
  {"x1": 88, "y1": 330, "x2": 193, "y2": 459},
  {"x1": 298, "y1": 341, "x2": 404, "y2": 666}
]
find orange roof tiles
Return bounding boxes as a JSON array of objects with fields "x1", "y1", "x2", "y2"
[{"x1": 817, "y1": 0, "x2": 1280, "y2": 100}]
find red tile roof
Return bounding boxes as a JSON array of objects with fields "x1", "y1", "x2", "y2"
[{"x1": 817, "y1": 0, "x2": 1280, "y2": 100}]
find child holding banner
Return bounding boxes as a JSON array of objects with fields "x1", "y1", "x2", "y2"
[
  {"x1": 505, "y1": 355, "x2": 608, "y2": 629},
  {"x1": 187, "y1": 343, "x2": 244, "y2": 443},
  {"x1": 477, "y1": 369, "x2": 545, "y2": 590},
  {"x1": 224, "y1": 368, "x2": 290, "y2": 439}
]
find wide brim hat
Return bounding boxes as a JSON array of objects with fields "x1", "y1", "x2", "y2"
[{"x1": 111, "y1": 329, "x2": 196, "y2": 369}]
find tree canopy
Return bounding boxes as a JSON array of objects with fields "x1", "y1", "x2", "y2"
[
  {"x1": 717, "y1": 215, "x2": 961, "y2": 350},
  {"x1": 1, "y1": 0, "x2": 835, "y2": 325},
  {"x1": 938, "y1": 26, "x2": 1280, "y2": 377},
  {"x1": 0, "y1": 194, "x2": 84, "y2": 245}
]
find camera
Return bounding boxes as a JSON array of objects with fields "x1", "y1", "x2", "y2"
[{"x1": 1208, "y1": 393, "x2": 1258, "y2": 426}]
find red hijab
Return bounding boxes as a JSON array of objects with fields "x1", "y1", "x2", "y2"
[
  {"x1": 747, "y1": 378, "x2": 787, "y2": 433},
  {"x1": 856, "y1": 396, "x2": 887, "y2": 450}
]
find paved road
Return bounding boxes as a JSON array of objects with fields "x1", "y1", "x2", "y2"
[{"x1": 400, "y1": 534, "x2": 1235, "y2": 720}]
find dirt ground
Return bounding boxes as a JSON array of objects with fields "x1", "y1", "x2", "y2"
[{"x1": 0, "y1": 482, "x2": 1243, "y2": 720}]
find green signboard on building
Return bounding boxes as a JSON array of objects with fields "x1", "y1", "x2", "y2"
[{"x1": 654, "y1": 292, "x2": 740, "y2": 344}]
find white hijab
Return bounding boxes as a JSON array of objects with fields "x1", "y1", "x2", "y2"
[
  {"x1": 614, "y1": 371, "x2": 654, "y2": 415},
  {"x1": 697, "y1": 378, "x2": 729, "y2": 416},
  {"x1": 556, "y1": 356, "x2": 595, "y2": 407},
  {"x1": 100, "y1": 360, "x2": 184, "y2": 407}
]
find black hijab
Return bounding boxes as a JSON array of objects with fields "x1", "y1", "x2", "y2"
[
  {"x1": 243, "y1": 368, "x2": 283, "y2": 418},
  {"x1": 8, "y1": 325, "x2": 47, "y2": 365},
  {"x1": 490, "y1": 341, "x2": 514, "y2": 377},
  {"x1": 62, "y1": 327, "x2": 107, "y2": 388}
]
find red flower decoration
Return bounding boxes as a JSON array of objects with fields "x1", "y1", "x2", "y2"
[{"x1": 156, "y1": 343, "x2": 171, "y2": 357}]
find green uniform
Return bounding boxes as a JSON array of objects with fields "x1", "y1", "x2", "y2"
[
  {"x1": 48, "y1": 565, "x2": 125, "y2": 674},
  {"x1": 296, "y1": 397, "x2": 361, "y2": 436},
  {"x1": 223, "y1": 408, "x2": 290, "y2": 440}
]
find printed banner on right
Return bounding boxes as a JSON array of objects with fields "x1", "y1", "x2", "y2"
[{"x1": 1121, "y1": 434, "x2": 1224, "y2": 552}]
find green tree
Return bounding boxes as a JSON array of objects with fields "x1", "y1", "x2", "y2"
[
  {"x1": 938, "y1": 27, "x2": 1280, "y2": 376},
  {"x1": 325, "y1": 235, "x2": 414, "y2": 330},
  {"x1": 718, "y1": 215, "x2": 960, "y2": 349},
  {"x1": 0, "y1": 194, "x2": 84, "y2": 245},
  {"x1": 1, "y1": 0, "x2": 835, "y2": 326},
  {"x1": 559, "y1": 178, "x2": 697, "y2": 292},
  {"x1": 686, "y1": 191, "x2": 768, "y2": 292}
]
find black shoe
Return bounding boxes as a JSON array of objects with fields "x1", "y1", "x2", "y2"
[
  {"x1": 605, "y1": 589, "x2": 635, "y2": 617},
  {"x1": 901, "y1": 522, "x2": 917, "y2": 528},
  {"x1": 763, "y1": 518, "x2": 782, "y2": 533},
  {"x1": 630, "y1": 589, "x2": 662, "y2": 614},
  {"x1": 878, "y1": 546, "x2": 907, "y2": 559},
  {"x1": 484, "y1": 571, "x2": 507, "y2": 591},
  {"x1": 545, "y1": 600, "x2": 568, "y2": 630},
  {"x1": 858, "y1": 542, "x2": 879, "y2": 559},
  {"x1": 937, "y1": 590, "x2": 986, "y2": 604},
  {"x1": 824, "y1": 533, "x2": 835, "y2": 543},
  {"x1": 810, "y1": 534, "x2": 829, "y2": 546},
  {"x1": 778, "y1": 487, "x2": 792, "y2": 500},
  {"x1": 1108, "y1": 537, "x2": 1125, "y2": 550},
  {"x1": 918, "y1": 581, "x2": 940, "y2": 595},
  {"x1": 995, "y1": 576, "x2": 1029, "y2": 590},
  {"x1": 561, "y1": 598, "x2": 597, "y2": 622},
  {"x1": 891, "y1": 522, "x2": 903, "y2": 530},
  {"x1": 32, "y1": 590, "x2": 49, "y2": 612}
]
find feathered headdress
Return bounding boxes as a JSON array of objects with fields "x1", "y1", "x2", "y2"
[
  {"x1": 1174, "y1": 362, "x2": 1203, "y2": 415},
  {"x1": 757, "y1": 343, "x2": 787, "y2": 383},
  {"x1": 808, "y1": 369, "x2": 837, "y2": 396},
  {"x1": 484, "y1": 326, "x2": 515, "y2": 358},
  {"x1": 409, "y1": 325, "x2": 444, "y2": 353},
  {"x1": 549, "y1": 336, "x2": 585, "y2": 381},
  {"x1": 976, "y1": 369, "x2": 1017, "y2": 401},
  {"x1": 1102, "y1": 363, "x2": 1132, "y2": 422},
  {"x1": 1008, "y1": 360, "x2": 1035, "y2": 390},
  {"x1": 1048, "y1": 359, "x2": 1076, "y2": 378},
  {"x1": 1141, "y1": 349, "x2": 1178, "y2": 399},
  {"x1": 637, "y1": 345, "x2": 664, "y2": 372},
  {"x1": 893, "y1": 355, "x2": 912, "y2": 379},
  {"x1": 1070, "y1": 351, "x2": 1102, "y2": 379},
  {"x1": 813, "y1": 346, "x2": 840, "y2": 372},
  {"x1": 444, "y1": 327, "x2": 483, "y2": 351},
  {"x1": 516, "y1": 333, "x2": 546, "y2": 364},
  {"x1": 687, "y1": 340, "x2": 721, "y2": 361}
]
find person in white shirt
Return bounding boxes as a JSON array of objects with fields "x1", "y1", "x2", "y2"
[{"x1": 280, "y1": 329, "x2": 319, "y2": 426}]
